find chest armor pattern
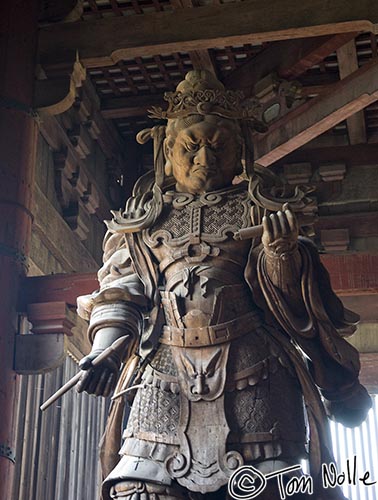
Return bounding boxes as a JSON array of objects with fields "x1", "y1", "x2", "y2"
[{"x1": 143, "y1": 186, "x2": 251, "y2": 250}]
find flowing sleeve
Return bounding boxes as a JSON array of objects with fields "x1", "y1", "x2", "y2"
[
  {"x1": 257, "y1": 236, "x2": 371, "y2": 427},
  {"x1": 77, "y1": 230, "x2": 149, "y2": 342}
]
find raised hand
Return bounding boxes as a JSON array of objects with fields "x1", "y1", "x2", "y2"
[{"x1": 262, "y1": 203, "x2": 299, "y2": 258}]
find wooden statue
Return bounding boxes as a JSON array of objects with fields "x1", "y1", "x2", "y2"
[{"x1": 77, "y1": 70, "x2": 371, "y2": 500}]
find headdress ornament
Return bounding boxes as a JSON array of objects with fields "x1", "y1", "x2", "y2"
[{"x1": 148, "y1": 70, "x2": 266, "y2": 130}]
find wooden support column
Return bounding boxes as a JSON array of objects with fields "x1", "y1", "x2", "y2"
[{"x1": 0, "y1": 1, "x2": 39, "y2": 495}]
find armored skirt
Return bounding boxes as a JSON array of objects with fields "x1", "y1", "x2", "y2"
[{"x1": 104, "y1": 322, "x2": 307, "y2": 494}]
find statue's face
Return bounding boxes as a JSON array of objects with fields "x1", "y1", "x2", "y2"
[{"x1": 165, "y1": 119, "x2": 241, "y2": 194}]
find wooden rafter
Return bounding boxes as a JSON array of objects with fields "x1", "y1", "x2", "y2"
[
  {"x1": 254, "y1": 58, "x2": 378, "y2": 166},
  {"x1": 224, "y1": 33, "x2": 358, "y2": 94},
  {"x1": 275, "y1": 143, "x2": 378, "y2": 167},
  {"x1": 337, "y1": 39, "x2": 367, "y2": 144},
  {"x1": 38, "y1": 0, "x2": 378, "y2": 69}
]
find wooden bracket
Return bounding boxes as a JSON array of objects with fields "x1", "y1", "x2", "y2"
[
  {"x1": 320, "y1": 228, "x2": 350, "y2": 252},
  {"x1": 14, "y1": 301, "x2": 75, "y2": 374},
  {"x1": 319, "y1": 162, "x2": 346, "y2": 182},
  {"x1": 34, "y1": 60, "x2": 86, "y2": 116},
  {"x1": 283, "y1": 162, "x2": 312, "y2": 185}
]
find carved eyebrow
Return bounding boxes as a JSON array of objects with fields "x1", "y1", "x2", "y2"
[{"x1": 180, "y1": 132, "x2": 198, "y2": 144}]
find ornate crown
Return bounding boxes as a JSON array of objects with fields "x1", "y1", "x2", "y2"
[{"x1": 148, "y1": 70, "x2": 265, "y2": 127}]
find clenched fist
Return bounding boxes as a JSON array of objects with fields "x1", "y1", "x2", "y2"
[{"x1": 76, "y1": 350, "x2": 120, "y2": 397}]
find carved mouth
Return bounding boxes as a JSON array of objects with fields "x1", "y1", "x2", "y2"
[{"x1": 192, "y1": 166, "x2": 217, "y2": 176}]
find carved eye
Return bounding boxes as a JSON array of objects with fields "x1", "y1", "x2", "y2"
[{"x1": 185, "y1": 143, "x2": 199, "y2": 152}]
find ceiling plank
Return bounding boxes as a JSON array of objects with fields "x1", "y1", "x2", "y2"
[
  {"x1": 254, "y1": 58, "x2": 378, "y2": 166},
  {"x1": 337, "y1": 39, "x2": 367, "y2": 144},
  {"x1": 38, "y1": 0, "x2": 378, "y2": 69},
  {"x1": 169, "y1": 0, "x2": 217, "y2": 75},
  {"x1": 224, "y1": 33, "x2": 357, "y2": 94}
]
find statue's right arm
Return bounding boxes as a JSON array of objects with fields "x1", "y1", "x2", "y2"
[{"x1": 76, "y1": 231, "x2": 148, "y2": 397}]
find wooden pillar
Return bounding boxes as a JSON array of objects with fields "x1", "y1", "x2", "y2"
[{"x1": 0, "y1": 1, "x2": 39, "y2": 496}]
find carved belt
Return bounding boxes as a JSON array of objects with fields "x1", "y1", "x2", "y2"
[{"x1": 160, "y1": 311, "x2": 259, "y2": 347}]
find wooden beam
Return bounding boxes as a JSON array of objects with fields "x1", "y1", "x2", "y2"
[
  {"x1": 315, "y1": 212, "x2": 378, "y2": 240},
  {"x1": 254, "y1": 58, "x2": 378, "y2": 166},
  {"x1": 224, "y1": 33, "x2": 357, "y2": 94},
  {"x1": 275, "y1": 143, "x2": 378, "y2": 167},
  {"x1": 19, "y1": 273, "x2": 98, "y2": 310},
  {"x1": 19, "y1": 274, "x2": 96, "y2": 358},
  {"x1": 337, "y1": 39, "x2": 367, "y2": 144},
  {"x1": 37, "y1": 0, "x2": 378, "y2": 69}
]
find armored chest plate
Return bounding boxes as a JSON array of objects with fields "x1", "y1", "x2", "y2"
[{"x1": 143, "y1": 186, "x2": 251, "y2": 249}]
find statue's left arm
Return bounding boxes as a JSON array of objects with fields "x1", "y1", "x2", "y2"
[{"x1": 257, "y1": 206, "x2": 371, "y2": 427}]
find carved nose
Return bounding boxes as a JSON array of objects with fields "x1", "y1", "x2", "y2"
[
  {"x1": 191, "y1": 374, "x2": 210, "y2": 395},
  {"x1": 194, "y1": 146, "x2": 215, "y2": 167}
]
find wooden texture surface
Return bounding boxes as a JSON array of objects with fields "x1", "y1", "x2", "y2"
[
  {"x1": 38, "y1": 0, "x2": 378, "y2": 68},
  {"x1": 254, "y1": 58, "x2": 378, "y2": 166},
  {"x1": 225, "y1": 33, "x2": 358, "y2": 93},
  {"x1": 33, "y1": 185, "x2": 99, "y2": 273},
  {"x1": 337, "y1": 40, "x2": 367, "y2": 144},
  {"x1": 0, "y1": 1, "x2": 39, "y2": 496}
]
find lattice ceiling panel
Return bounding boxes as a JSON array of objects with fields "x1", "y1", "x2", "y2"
[
  {"x1": 298, "y1": 33, "x2": 378, "y2": 88},
  {"x1": 210, "y1": 43, "x2": 265, "y2": 78},
  {"x1": 84, "y1": 25, "x2": 378, "y2": 141},
  {"x1": 82, "y1": 0, "x2": 240, "y2": 18},
  {"x1": 89, "y1": 53, "x2": 193, "y2": 98},
  {"x1": 83, "y1": 0, "x2": 173, "y2": 18}
]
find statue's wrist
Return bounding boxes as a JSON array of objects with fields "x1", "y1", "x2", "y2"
[
  {"x1": 87, "y1": 301, "x2": 142, "y2": 343},
  {"x1": 263, "y1": 243, "x2": 301, "y2": 290},
  {"x1": 263, "y1": 238, "x2": 298, "y2": 260},
  {"x1": 91, "y1": 326, "x2": 128, "y2": 355}
]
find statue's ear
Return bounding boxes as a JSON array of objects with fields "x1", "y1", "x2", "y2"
[{"x1": 164, "y1": 138, "x2": 173, "y2": 176}]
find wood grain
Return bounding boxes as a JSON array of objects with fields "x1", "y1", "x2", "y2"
[{"x1": 38, "y1": 0, "x2": 378, "y2": 68}]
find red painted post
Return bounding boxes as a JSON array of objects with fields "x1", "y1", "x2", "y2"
[{"x1": 0, "y1": 1, "x2": 39, "y2": 497}]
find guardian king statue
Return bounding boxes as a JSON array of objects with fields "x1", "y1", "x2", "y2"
[{"x1": 77, "y1": 70, "x2": 371, "y2": 500}]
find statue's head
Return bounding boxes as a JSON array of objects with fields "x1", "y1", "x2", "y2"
[
  {"x1": 150, "y1": 70, "x2": 244, "y2": 194},
  {"x1": 164, "y1": 113, "x2": 243, "y2": 194}
]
